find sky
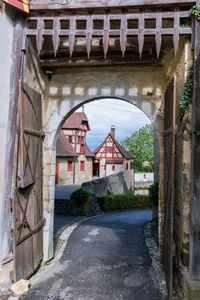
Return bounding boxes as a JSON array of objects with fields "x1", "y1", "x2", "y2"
[{"x1": 76, "y1": 98, "x2": 152, "y2": 151}]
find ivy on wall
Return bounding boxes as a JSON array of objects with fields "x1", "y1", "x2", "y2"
[
  {"x1": 190, "y1": 5, "x2": 200, "y2": 21},
  {"x1": 179, "y1": 65, "x2": 194, "y2": 133}
]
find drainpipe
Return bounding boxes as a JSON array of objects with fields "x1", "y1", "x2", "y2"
[{"x1": 73, "y1": 157, "x2": 77, "y2": 184}]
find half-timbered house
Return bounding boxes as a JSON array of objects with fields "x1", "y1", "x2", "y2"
[
  {"x1": 56, "y1": 111, "x2": 95, "y2": 184},
  {"x1": 94, "y1": 126, "x2": 134, "y2": 191}
]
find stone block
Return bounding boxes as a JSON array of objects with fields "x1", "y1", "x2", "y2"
[
  {"x1": 43, "y1": 186, "x2": 50, "y2": 203},
  {"x1": 182, "y1": 271, "x2": 200, "y2": 300},
  {"x1": 10, "y1": 279, "x2": 29, "y2": 296}
]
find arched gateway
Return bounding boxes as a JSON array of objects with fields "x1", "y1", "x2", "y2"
[{"x1": 0, "y1": 1, "x2": 200, "y2": 299}]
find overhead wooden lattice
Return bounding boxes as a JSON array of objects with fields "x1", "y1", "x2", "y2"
[{"x1": 24, "y1": 9, "x2": 192, "y2": 59}]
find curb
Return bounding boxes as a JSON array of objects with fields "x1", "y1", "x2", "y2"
[{"x1": 144, "y1": 222, "x2": 168, "y2": 299}]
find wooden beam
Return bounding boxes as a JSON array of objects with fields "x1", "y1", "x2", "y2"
[
  {"x1": 30, "y1": 0, "x2": 195, "y2": 11},
  {"x1": 40, "y1": 55, "x2": 162, "y2": 69}
]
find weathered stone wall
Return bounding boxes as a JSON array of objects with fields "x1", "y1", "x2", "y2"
[
  {"x1": 157, "y1": 38, "x2": 192, "y2": 268},
  {"x1": 172, "y1": 38, "x2": 193, "y2": 289},
  {"x1": 82, "y1": 172, "x2": 128, "y2": 197},
  {"x1": 124, "y1": 160, "x2": 134, "y2": 191}
]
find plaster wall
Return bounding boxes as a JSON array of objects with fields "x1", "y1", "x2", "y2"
[
  {"x1": 106, "y1": 164, "x2": 124, "y2": 176},
  {"x1": 57, "y1": 156, "x2": 93, "y2": 185},
  {"x1": 74, "y1": 156, "x2": 93, "y2": 184},
  {"x1": 56, "y1": 158, "x2": 74, "y2": 185},
  {"x1": 0, "y1": 6, "x2": 16, "y2": 285},
  {"x1": 135, "y1": 172, "x2": 154, "y2": 188}
]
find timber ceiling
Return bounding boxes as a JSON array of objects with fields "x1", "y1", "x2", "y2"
[{"x1": 25, "y1": 1, "x2": 194, "y2": 69}]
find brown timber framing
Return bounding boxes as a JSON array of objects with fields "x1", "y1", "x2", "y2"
[
  {"x1": 40, "y1": 56, "x2": 163, "y2": 69},
  {"x1": 30, "y1": 0, "x2": 195, "y2": 11},
  {"x1": 24, "y1": 9, "x2": 192, "y2": 61}
]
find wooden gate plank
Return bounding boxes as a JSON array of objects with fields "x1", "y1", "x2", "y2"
[
  {"x1": 164, "y1": 76, "x2": 176, "y2": 298},
  {"x1": 14, "y1": 82, "x2": 44, "y2": 281}
]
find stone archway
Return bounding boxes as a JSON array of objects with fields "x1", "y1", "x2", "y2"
[{"x1": 43, "y1": 94, "x2": 164, "y2": 262}]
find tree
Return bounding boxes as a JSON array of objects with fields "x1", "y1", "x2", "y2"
[{"x1": 121, "y1": 123, "x2": 154, "y2": 172}]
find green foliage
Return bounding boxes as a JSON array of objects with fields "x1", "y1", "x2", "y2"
[
  {"x1": 71, "y1": 188, "x2": 90, "y2": 206},
  {"x1": 179, "y1": 65, "x2": 194, "y2": 123},
  {"x1": 134, "y1": 187, "x2": 149, "y2": 191},
  {"x1": 97, "y1": 194, "x2": 150, "y2": 212},
  {"x1": 148, "y1": 182, "x2": 158, "y2": 207},
  {"x1": 190, "y1": 5, "x2": 200, "y2": 22},
  {"x1": 121, "y1": 123, "x2": 154, "y2": 172}
]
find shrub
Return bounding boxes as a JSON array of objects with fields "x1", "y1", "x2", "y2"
[
  {"x1": 97, "y1": 194, "x2": 150, "y2": 213},
  {"x1": 148, "y1": 182, "x2": 158, "y2": 207},
  {"x1": 71, "y1": 188, "x2": 90, "y2": 206}
]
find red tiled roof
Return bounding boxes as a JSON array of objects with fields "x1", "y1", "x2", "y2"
[
  {"x1": 63, "y1": 112, "x2": 90, "y2": 131},
  {"x1": 85, "y1": 144, "x2": 95, "y2": 158},
  {"x1": 56, "y1": 131, "x2": 77, "y2": 157},
  {"x1": 94, "y1": 133, "x2": 134, "y2": 159}
]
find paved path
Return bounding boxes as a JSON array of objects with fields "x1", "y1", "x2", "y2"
[
  {"x1": 55, "y1": 184, "x2": 81, "y2": 200},
  {"x1": 21, "y1": 210, "x2": 164, "y2": 300}
]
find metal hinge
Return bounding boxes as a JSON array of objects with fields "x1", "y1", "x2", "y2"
[{"x1": 8, "y1": 197, "x2": 13, "y2": 213}]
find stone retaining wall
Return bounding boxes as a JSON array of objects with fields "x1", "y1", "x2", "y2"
[{"x1": 82, "y1": 172, "x2": 128, "y2": 197}]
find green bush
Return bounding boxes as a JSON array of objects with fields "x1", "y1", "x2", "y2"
[
  {"x1": 97, "y1": 194, "x2": 150, "y2": 213},
  {"x1": 71, "y1": 188, "x2": 90, "y2": 206},
  {"x1": 148, "y1": 182, "x2": 158, "y2": 207}
]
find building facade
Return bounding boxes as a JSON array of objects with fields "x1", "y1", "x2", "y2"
[
  {"x1": 94, "y1": 127, "x2": 134, "y2": 191},
  {"x1": 56, "y1": 112, "x2": 95, "y2": 185}
]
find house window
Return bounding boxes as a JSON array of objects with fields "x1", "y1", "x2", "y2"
[
  {"x1": 112, "y1": 165, "x2": 115, "y2": 171},
  {"x1": 126, "y1": 163, "x2": 128, "y2": 170},
  {"x1": 130, "y1": 162, "x2": 134, "y2": 170},
  {"x1": 67, "y1": 160, "x2": 73, "y2": 171},
  {"x1": 80, "y1": 161, "x2": 85, "y2": 171},
  {"x1": 69, "y1": 136, "x2": 72, "y2": 143}
]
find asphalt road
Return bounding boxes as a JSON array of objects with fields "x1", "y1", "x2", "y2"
[
  {"x1": 55, "y1": 184, "x2": 81, "y2": 200},
  {"x1": 21, "y1": 210, "x2": 164, "y2": 300}
]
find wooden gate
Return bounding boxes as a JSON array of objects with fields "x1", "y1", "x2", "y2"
[
  {"x1": 14, "y1": 81, "x2": 44, "y2": 281},
  {"x1": 164, "y1": 77, "x2": 176, "y2": 298}
]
